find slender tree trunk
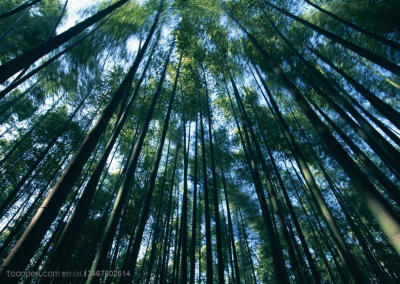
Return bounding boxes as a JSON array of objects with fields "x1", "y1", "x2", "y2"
[
  {"x1": 0, "y1": 9, "x2": 28, "y2": 42},
  {"x1": 1, "y1": 94, "x2": 99, "y2": 223},
  {"x1": 236, "y1": 83, "x2": 306, "y2": 284},
  {"x1": 159, "y1": 146, "x2": 180, "y2": 284},
  {"x1": 145, "y1": 204, "x2": 165, "y2": 284},
  {"x1": 224, "y1": 216, "x2": 235, "y2": 283},
  {"x1": 287, "y1": 162, "x2": 349, "y2": 282},
  {"x1": 43, "y1": 40, "x2": 157, "y2": 276},
  {"x1": 0, "y1": 95, "x2": 63, "y2": 170},
  {"x1": 262, "y1": 12, "x2": 400, "y2": 179},
  {"x1": 199, "y1": 99, "x2": 214, "y2": 284},
  {"x1": 0, "y1": 0, "x2": 129, "y2": 83},
  {"x1": 246, "y1": 87, "x2": 322, "y2": 283},
  {"x1": 48, "y1": 0, "x2": 69, "y2": 38},
  {"x1": 189, "y1": 113, "x2": 199, "y2": 284},
  {"x1": 104, "y1": 225, "x2": 123, "y2": 284},
  {"x1": 197, "y1": 193, "x2": 202, "y2": 283},
  {"x1": 0, "y1": 0, "x2": 42, "y2": 20},
  {"x1": 303, "y1": 0, "x2": 400, "y2": 51},
  {"x1": 227, "y1": 84, "x2": 290, "y2": 284},
  {"x1": 260, "y1": 0, "x2": 400, "y2": 76},
  {"x1": 236, "y1": 205, "x2": 257, "y2": 284},
  {"x1": 145, "y1": 140, "x2": 171, "y2": 283},
  {"x1": 10, "y1": 0, "x2": 69, "y2": 84},
  {"x1": 251, "y1": 61, "x2": 366, "y2": 283},
  {"x1": 317, "y1": 159, "x2": 394, "y2": 283},
  {"x1": 290, "y1": 99, "x2": 387, "y2": 278},
  {"x1": 339, "y1": 87, "x2": 400, "y2": 148},
  {"x1": 173, "y1": 217, "x2": 182, "y2": 284},
  {"x1": 0, "y1": 81, "x2": 38, "y2": 115},
  {"x1": 203, "y1": 73, "x2": 225, "y2": 283},
  {"x1": 308, "y1": 97, "x2": 400, "y2": 204},
  {"x1": 136, "y1": 227, "x2": 154, "y2": 283},
  {"x1": 265, "y1": 8, "x2": 400, "y2": 150},
  {"x1": 179, "y1": 95, "x2": 190, "y2": 284},
  {"x1": 116, "y1": 51, "x2": 180, "y2": 284},
  {"x1": 117, "y1": 142, "x2": 156, "y2": 279},
  {"x1": 310, "y1": 47, "x2": 400, "y2": 130},
  {"x1": 217, "y1": 155, "x2": 241, "y2": 284},
  {"x1": 0, "y1": 26, "x2": 99, "y2": 100},
  {"x1": 0, "y1": 85, "x2": 97, "y2": 216},
  {"x1": 0, "y1": 143, "x2": 74, "y2": 253},
  {"x1": 291, "y1": 177, "x2": 340, "y2": 282},
  {"x1": 169, "y1": 202, "x2": 180, "y2": 283},
  {"x1": 240, "y1": 18, "x2": 400, "y2": 257},
  {"x1": 172, "y1": 182, "x2": 183, "y2": 284},
  {"x1": 0, "y1": 10, "x2": 159, "y2": 280}
]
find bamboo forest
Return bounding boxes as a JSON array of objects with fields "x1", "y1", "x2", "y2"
[{"x1": 1, "y1": 0, "x2": 400, "y2": 283}]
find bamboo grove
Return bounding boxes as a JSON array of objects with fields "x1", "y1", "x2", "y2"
[{"x1": 0, "y1": 0, "x2": 399, "y2": 283}]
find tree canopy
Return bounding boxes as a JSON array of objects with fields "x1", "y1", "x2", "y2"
[{"x1": 0, "y1": 0, "x2": 399, "y2": 283}]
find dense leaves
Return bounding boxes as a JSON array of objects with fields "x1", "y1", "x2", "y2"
[{"x1": 0, "y1": 0, "x2": 399, "y2": 283}]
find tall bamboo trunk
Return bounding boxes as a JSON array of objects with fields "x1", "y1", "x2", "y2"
[
  {"x1": 251, "y1": 61, "x2": 366, "y2": 282},
  {"x1": 189, "y1": 112, "x2": 199, "y2": 284},
  {"x1": 204, "y1": 74, "x2": 225, "y2": 283},
  {"x1": 262, "y1": 13, "x2": 400, "y2": 178},
  {"x1": 0, "y1": 26, "x2": 99, "y2": 100},
  {"x1": 116, "y1": 51, "x2": 180, "y2": 284},
  {"x1": 236, "y1": 83, "x2": 306, "y2": 284},
  {"x1": 260, "y1": 0, "x2": 400, "y2": 76},
  {"x1": 179, "y1": 94, "x2": 190, "y2": 284},
  {"x1": 0, "y1": 0, "x2": 129, "y2": 83},
  {"x1": 199, "y1": 101, "x2": 214, "y2": 284},
  {"x1": 304, "y1": 0, "x2": 400, "y2": 51},
  {"x1": 43, "y1": 41, "x2": 157, "y2": 276},
  {"x1": 217, "y1": 155, "x2": 241, "y2": 284},
  {"x1": 0, "y1": 0, "x2": 42, "y2": 20},
  {"x1": 0, "y1": 10, "x2": 159, "y2": 280},
  {"x1": 246, "y1": 86, "x2": 323, "y2": 283},
  {"x1": 239, "y1": 17, "x2": 400, "y2": 258},
  {"x1": 227, "y1": 84, "x2": 290, "y2": 284},
  {"x1": 159, "y1": 146, "x2": 180, "y2": 284},
  {"x1": 307, "y1": 98, "x2": 400, "y2": 204},
  {"x1": 310, "y1": 48, "x2": 400, "y2": 130}
]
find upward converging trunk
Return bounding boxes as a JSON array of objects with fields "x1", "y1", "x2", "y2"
[
  {"x1": 199, "y1": 99, "x2": 214, "y2": 284},
  {"x1": 86, "y1": 44, "x2": 174, "y2": 284},
  {"x1": 215, "y1": 148, "x2": 241, "y2": 284},
  {"x1": 255, "y1": 63, "x2": 368, "y2": 283},
  {"x1": 237, "y1": 83, "x2": 306, "y2": 284},
  {"x1": 315, "y1": 157, "x2": 393, "y2": 283},
  {"x1": 159, "y1": 144, "x2": 180, "y2": 284},
  {"x1": 1, "y1": 1, "x2": 399, "y2": 282},
  {"x1": 0, "y1": 0, "x2": 43, "y2": 20},
  {"x1": 235, "y1": 16, "x2": 400, "y2": 259},
  {"x1": 179, "y1": 98, "x2": 190, "y2": 284},
  {"x1": 227, "y1": 81, "x2": 290, "y2": 284},
  {"x1": 116, "y1": 52, "x2": 181, "y2": 284},
  {"x1": 0, "y1": 9, "x2": 160, "y2": 281},
  {"x1": 261, "y1": 0, "x2": 400, "y2": 76},
  {"x1": 307, "y1": 97, "x2": 400, "y2": 204},
  {"x1": 0, "y1": 26, "x2": 100, "y2": 100},
  {"x1": 309, "y1": 47, "x2": 400, "y2": 130},
  {"x1": 0, "y1": 83, "x2": 98, "y2": 217},
  {"x1": 43, "y1": 41, "x2": 158, "y2": 277},
  {"x1": 262, "y1": 12, "x2": 400, "y2": 179},
  {"x1": 9, "y1": 0, "x2": 69, "y2": 84},
  {"x1": 248, "y1": 65, "x2": 323, "y2": 284},
  {"x1": 0, "y1": 0, "x2": 129, "y2": 83},
  {"x1": 203, "y1": 72, "x2": 225, "y2": 284},
  {"x1": 189, "y1": 112, "x2": 199, "y2": 284},
  {"x1": 303, "y1": 0, "x2": 400, "y2": 51}
]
